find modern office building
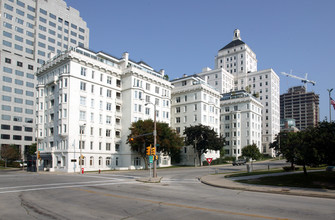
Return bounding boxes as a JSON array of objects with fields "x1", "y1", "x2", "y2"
[
  {"x1": 280, "y1": 86, "x2": 319, "y2": 130},
  {"x1": 220, "y1": 90, "x2": 263, "y2": 158},
  {"x1": 171, "y1": 75, "x2": 221, "y2": 165},
  {"x1": 36, "y1": 47, "x2": 172, "y2": 172},
  {"x1": 198, "y1": 29, "x2": 280, "y2": 156},
  {"x1": 0, "y1": 0, "x2": 89, "y2": 159}
]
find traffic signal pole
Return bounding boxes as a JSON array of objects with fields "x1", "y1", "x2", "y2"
[{"x1": 153, "y1": 105, "x2": 157, "y2": 178}]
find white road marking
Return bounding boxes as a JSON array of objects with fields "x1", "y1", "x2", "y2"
[{"x1": 0, "y1": 180, "x2": 138, "y2": 194}]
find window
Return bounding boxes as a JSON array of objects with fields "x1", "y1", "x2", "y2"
[
  {"x1": 4, "y1": 4, "x2": 14, "y2": 11},
  {"x1": 106, "y1": 143, "x2": 111, "y2": 151},
  {"x1": 176, "y1": 97, "x2": 180, "y2": 103},
  {"x1": 80, "y1": 82, "x2": 86, "y2": 91},
  {"x1": 79, "y1": 111, "x2": 86, "y2": 121},
  {"x1": 106, "y1": 129, "x2": 111, "y2": 137},
  {"x1": 107, "y1": 76, "x2": 112, "y2": 84},
  {"x1": 81, "y1": 67, "x2": 86, "y2": 76},
  {"x1": 106, "y1": 102, "x2": 111, "y2": 111},
  {"x1": 80, "y1": 96, "x2": 86, "y2": 106},
  {"x1": 106, "y1": 116, "x2": 111, "y2": 124}
]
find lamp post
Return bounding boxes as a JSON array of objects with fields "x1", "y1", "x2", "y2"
[
  {"x1": 79, "y1": 124, "x2": 86, "y2": 173},
  {"x1": 36, "y1": 125, "x2": 39, "y2": 173},
  {"x1": 145, "y1": 102, "x2": 157, "y2": 178},
  {"x1": 327, "y1": 89, "x2": 333, "y2": 122}
]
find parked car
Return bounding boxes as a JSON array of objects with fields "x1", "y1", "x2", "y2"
[
  {"x1": 232, "y1": 159, "x2": 246, "y2": 166},
  {"x1": 20, "y1": 162, "x2": 27, "y2": 167}
]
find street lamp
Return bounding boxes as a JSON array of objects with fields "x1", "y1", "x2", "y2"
[
  {"x1": 327, "y1": 89, "x2": 333, "y2": 122},
  {"x1": 145, "y1": 102, "x2": 157, "y2": 178},
  {"x1": 79, "y1": 124, "x2": 86, "y2": 173}
]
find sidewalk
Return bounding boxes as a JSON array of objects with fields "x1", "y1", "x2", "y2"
[{"x1": 200, "y1": 172, "x2": 335, "y2": 199}]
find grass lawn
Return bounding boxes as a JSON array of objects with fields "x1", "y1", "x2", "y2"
[
  {"x1": 225, "y1": 169, "x2": 284, "y2": 178},
  {"x1": 237, "y1": 171, "x2": 335, "y2": 190}
]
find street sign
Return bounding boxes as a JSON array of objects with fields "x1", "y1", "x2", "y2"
[
  {"x1": 149, "y1": 155, "x2": 153, "y2": 163},
  {"x1": 206, "y1": 158, "x2": 213, "y2": 165}
]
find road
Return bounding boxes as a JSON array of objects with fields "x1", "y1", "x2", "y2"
[{"x1": 0, "y1": 160, "x2": 334, "y2": 220}]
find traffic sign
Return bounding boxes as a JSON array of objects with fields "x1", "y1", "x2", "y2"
[
  {"x1": 206, "y1": 158, "x2": 213, "y2": 165},
  {"x1": 149, "y1": 155, "x2": 153, "y2": 163}
]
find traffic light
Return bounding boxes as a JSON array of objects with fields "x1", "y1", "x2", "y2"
[
  {"x1": 129, "y1": 137, "x2": 134, "y2": 142},
  {"x1": 151, "y1": 147, "x2": 156, "y2": 155},
  {"x1": 155, "y1": 155, "x2": 158, "y2": 160},
  {"x1": 37, "y1": 151, "x2": 40, "y2": 159},
  {"x1": 146, "y1": 146, "x2": 151, "y2": 155}
]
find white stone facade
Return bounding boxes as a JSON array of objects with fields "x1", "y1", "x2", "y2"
[
  {"x1": 171, "y1": 75, "x2": 221, "y2": 165},
  {"x1": 220, "y1": 91, "x2": 263, "y2": 158},
  {"x1": 198, "y1": 29, "x2": 280, "y2": 156},
  {"x1": 36, "y1": 47, "x2": 172, "y2": 172}
]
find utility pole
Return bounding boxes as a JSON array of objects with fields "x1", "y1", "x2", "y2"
[
  {"x1": 328, "y1": 89, "x2": 333, "y2": 122},
  {"x1": 145, "y1": 102, "x2": 157, "y2": 178},
  {"x1": 80, "y1": 124, "x2": 86, "y2": 173}
]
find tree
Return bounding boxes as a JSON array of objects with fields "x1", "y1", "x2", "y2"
[
  {"x1": 184, "y1": 125, "x2": 225, "y2": 166},
  {"x1": 242, "y1": 144, "x2": 261, "y2": 170},
  {"x1": 25, "y1": 143, "x2": 36, "y2": 158},
  {"x1": 316, "y1": 121, "x2": 335, "y2": 166},
  {"x1": 127, "y1": 119, "x2": 184, "y2": 169},
  {"x1": 270, "y1": 132, "x2": 298, "y2": 169},
  {"x1": 1, "y1": 145, "x2": 20, "y2": 167}
]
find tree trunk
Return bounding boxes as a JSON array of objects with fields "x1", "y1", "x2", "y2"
[
  {"x1": 290, "y1": 161, "x2": 294, "y2": 170},
  {"x1": 5, "y1": 159, "x2": 7, "y2": 168},
  {"x1": 198, "y1": 151, "x2": 202, "y2": 167},
  {"x1": 303, "y1": 163, "x2": 307, "y2": 175},
  {"x1": 142, "y1": 155, "x2": 148, "y2": 170}
]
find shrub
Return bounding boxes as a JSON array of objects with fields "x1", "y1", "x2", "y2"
[{"x1": 282, "y1": 166, "x2": 299, "y2": 172}]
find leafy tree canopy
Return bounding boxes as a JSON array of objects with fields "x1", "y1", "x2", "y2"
[
  {"x1": 127, "y1": 119, "x2": 184, "y2": 168},
  {"x1": 1, "y1": 144, "x2": 20, "y2": 167},
  {"x1": 184, "y1": 124, "x2": 225, "y2": 166},
  {"x1": 242, "y1": 144, "x2": 262, "y2": 161}
]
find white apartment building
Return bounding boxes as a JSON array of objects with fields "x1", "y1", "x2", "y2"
[
  {"x1": 36, "y1": 47, "x2": 172, "y2": 172},
  {"x1": 171, "y1": 75, "x2": 221, "y2": 165},
  {"x1": 0, "y1": 0, "x2": 89, "y2": 159},
  {"x1": 198, "y1": 29, "x2": 280, "y2": 156},
  {"x1": 220, "y1": 91, "x2": 263, "y2": 158}
]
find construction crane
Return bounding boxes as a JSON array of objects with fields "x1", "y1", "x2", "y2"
[{"x1": 280, "y1": 72, "x2": 316, "y2": 91}]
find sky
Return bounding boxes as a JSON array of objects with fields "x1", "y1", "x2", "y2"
[{"x1": 65, "y1": 0, "x2": 335, "y2": 121}]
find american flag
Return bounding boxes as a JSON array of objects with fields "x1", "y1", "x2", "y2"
[{"x1": 331, "y1": 97, "x2": 335, "y2": 110}]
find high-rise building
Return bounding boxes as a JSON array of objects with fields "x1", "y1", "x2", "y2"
[
  {"x1": 280, "y1": 86, "x2": 319, "y2": 130},
  {"x1": 36, "y1": 47, "x2": 172, "y2": 172},
  {"x1": 198, "y1": 29, "x2": 280, "y2": 156},
  {"x1": 0, "y1": 0, "x2": 89, "y2": 159},
  {"x1": 220, "y1": 90, "x2": 263, "y2": 158},
  {"x1": 170, "y1": 75, "x2": 221, "y2": 165}
]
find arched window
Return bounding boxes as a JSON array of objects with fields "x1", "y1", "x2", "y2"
[
  {"x1": 90, "y1": 156, "x2": 94, "y2": 167},
  {"x1": 106, "y1": 157, "x2": 111, "y2": 166},
  {"x1": 98, "y1": 157, "x2": 103, "y2": 167},
  {"x1": 79, "y1": 156, "x2": 85, "y2": 166}
]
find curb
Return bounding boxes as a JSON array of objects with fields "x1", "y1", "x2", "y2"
[
  {"x1": 200, "y1": 175, "x2": 335, "y2": 199},
  {"x1": 136, "y1": 177, "x2": 163, "y2": 183}
]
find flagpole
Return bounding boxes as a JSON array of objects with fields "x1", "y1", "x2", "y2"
[{"x1": 328, "y1": 88, "x2": 333, "y2": 122}]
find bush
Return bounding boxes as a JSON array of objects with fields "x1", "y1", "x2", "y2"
[
  {"x1": 203, "y1": 157, "x2": 231, "y2": 166},
  {"x1": 282, "y1": 166, "x2": 299, "y2": 172}
]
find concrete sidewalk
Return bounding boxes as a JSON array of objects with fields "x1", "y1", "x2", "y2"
[{"x1": 200, "y1": 173, "x2": 335, "y2": 199}]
